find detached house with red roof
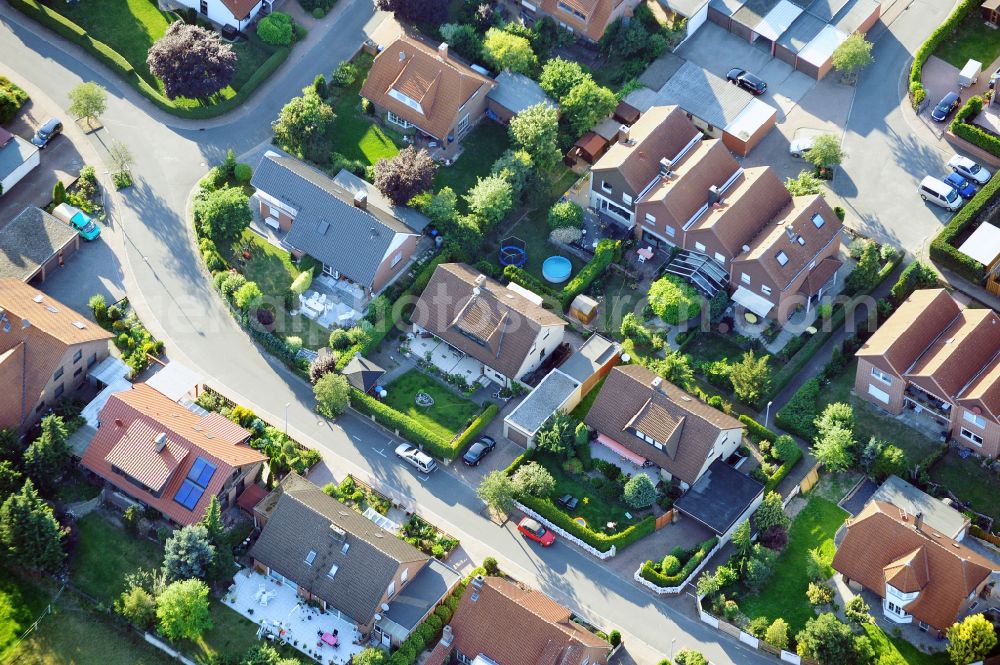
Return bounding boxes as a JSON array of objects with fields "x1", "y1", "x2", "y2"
[
  {"x1": 854, "y1": 288, "x2": 1000, "y2": 458},
  {"x1": 81, "y1": 383, "x2": 267, "y2": 525},
  {"x1": 173, "y1": 0, "x2": 268, "y2": 32},
  {"x1": 832, "y1": 499, "x2": 999, "y2": 636},
  {"x1": 508, "y1": 0, "x2": 643, "y2": 42}
]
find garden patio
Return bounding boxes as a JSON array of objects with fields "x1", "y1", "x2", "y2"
[
  {"x1": 403, "y1": 334, "x2": 489, "y2": 390},
  {"x1": 222, "y1": 569, "x2": 366, "y2": 665}
]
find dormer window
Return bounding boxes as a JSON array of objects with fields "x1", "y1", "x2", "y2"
[
  {"x1": 776, "y1": 251, "x2": 789, "y2": 266},
  {"x1": 557, "y1": 1, "x2": 587, "y2": 20},
  {"x1": 601, "y1": 180, "x2": 612, "y2": 193},
  {"x1": 388, "y1": 89, "x2": 423, "y2": 115}
]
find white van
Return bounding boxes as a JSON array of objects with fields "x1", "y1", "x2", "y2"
[{"x1": 919, "y1": 176, "x2": 964, "y2": 211}]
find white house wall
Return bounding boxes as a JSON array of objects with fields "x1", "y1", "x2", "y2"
[{"x1": 1, "y1": 147, "x2": 39, "y2": 194}]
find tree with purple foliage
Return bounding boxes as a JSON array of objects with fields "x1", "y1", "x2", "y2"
[
  {"x1": 147, "y1": 22, "x2": 237, "y2": 100},
  {"x1": 373, "y1": 0, "x2": 447, "y2": 23},
  {"x1": 373, "y1": 146, "x2": 437, "y2": 205}
]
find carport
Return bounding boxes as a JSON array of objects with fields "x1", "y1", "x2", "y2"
[
  {"x1": 674, "y1": 459, "x2": 765, "y2": 542},
  {"x1": 0, "y1": 206, "x2": 80, "y2": 283}
]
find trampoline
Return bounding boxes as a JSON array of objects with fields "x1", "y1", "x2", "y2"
[{"x1": 499, "y1": 236, "x2": 527, "y2": 268}]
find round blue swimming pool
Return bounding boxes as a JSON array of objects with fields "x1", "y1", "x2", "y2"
[{"x1": 542, "y1": 256, "x2": 573, "y2": 284}]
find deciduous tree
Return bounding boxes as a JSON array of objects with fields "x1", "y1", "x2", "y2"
[
  {"x1": 509, "y1": 103, "x2": 560, "y2": 173},
  {"x1": 373, "y1": 0, "x2": 447, "y2": 23},
  {"x1": 116, "y1": 584, "x2": 158, "y2": 629},
  {"x1": 482, "y1": 28, "x2": 537, "y2": 75},
  {"x1": 623, "y1": 474, "x2": 656, "y2": 508},
  {"x1": 548, "y1": 200, "x2": 583, "y2": 230},
  {"x1": 477, "y1": 471, "x2": 516, "y2": 514},
  {"x1": 491, "y1": 149, "x2": 533, "y2": 200},
  {"x1": 831, "y1": 34, "x2": 874, "y2": 80},
  {"x1": 147, "y1": 22, "x2": 237, "y2": 100},
  {"x1": 538, "y1": 57, "x2": 589, "y2": 102},
  {"x1": 439, "y1": 24, "x2": 483, "y2": 62},
  {"x1": 947, "y1": 614, "x2": 997, "y2": 665},
  {"x1": 561, "y1": 79, "x2": 617, "y2": 136},
  {"x1": 844, "y1": 595, "x2": 872, "y2": 628},
  {"x1": 271, "y1": 89, "x2": 335, "y2": 163},
  {"x1": 196, "y1": 186, "x2": 251, "y2": 243},
  {"x1": 804, "y1": 134, "x2": 843, "y2": 170},
  {"x1": 464, "y1": 175, "x2": 512, "y2": 230},
  {"x1": 67, "y1": 81, "x2": 108, "y2": 127},
  {"x1": 785, "y1": 170, "x2": 824, "y2": 196},
  {"x1": 373, "y1": 146, "x2": 437, "y2": 205},
  {"x1": 0, "y1": 479, "x2": 66, "y2": 573},
  {"x1": 811, "y1": 425, "x2": 854, "y2": 472},
  {"x1": 156, "y1": 579, "x2": 212, "y2": 641},
  {"x1": 314, "y1": 373, "x2": 350, "y2": 419},
  {"x1": 765, "y1": 618, "x2": 790, "y2": 650},
  {"x1": 796, "y1": 613, "x2": 865, "y2": 664},
  {"x1": 511, "y1": 462, "x2": 555, "y2": 497}
]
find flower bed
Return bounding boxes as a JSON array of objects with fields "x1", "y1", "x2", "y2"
[
  {"x1": 400, "y1": 514, "x2": 459, "y2": 560},
  {"x1": 637, "y1": 536, "x2": 719, "y2": 591},
  {"x1": 90, "y1": 295, "x2": 163, "y2": 375}
]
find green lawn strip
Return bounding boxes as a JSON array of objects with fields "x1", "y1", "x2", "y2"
[
  {"x1": 598, "y1": 270, "x2": 643, "y2": 334},
  {"x1": 433, "y1": 122, "x2": 511, "y2": 205},
  {"x1": 739, "y1": 497, "x2": 847, "y2": 634},
  {"x1": 179, "y1": 602, "x2": 299, "y2": 664},
  {"x1": 934, "y1": 14, "x2": 1000, "y2": 69},
  {"x1": 686, "y1": 332, "x2": 748, "y2": 365},
  {"x1": 929, "y1": 449, "x2": 1000, "y2": 522},
  {"x1": 54, "y1": 469, "x2": 102, "y2": 505},
  {"x1": 570, "y1": 376, "x2": 605, "y2": 420},
  {"x1": 863, "y1": 623, "x2": 950, "y2": 665},
  {"x1": 11, "y1": 592, "x2": 174, "y2": 665},
  {"x1": 0, "y1": 571, "x2": 51, "y2": 660},
  {"x1": 533, "y1": 453, "x2": 640, "y2": 531},
  {"x1": 70, "y1": 513, "x2": 163, "y2": 605},
  {"x1": 383, "y1": 370, "x2": 482, "y2": 441}
]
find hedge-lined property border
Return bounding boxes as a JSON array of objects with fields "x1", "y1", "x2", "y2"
[
  {"x1": 503, "y1": 239, "x2": 622, "y2": 311},
  {"x1": 738, "y1": 415, "x2": 802, "y2": 492},
  {"x1": 908, "y1": 0, "x2": 976, "y2": 108},
  {"x1": 637, "y1": 536, "x2": 719, "y2": 591},
  {"x1": 9, "y1": 0, "x2": 290, "y2": 119},
  {"x1": 350, "y1": 389, "x2": 498, "y2": 461}
]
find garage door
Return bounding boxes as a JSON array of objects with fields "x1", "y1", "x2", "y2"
[
  {"x1": 686, "y1": 2, "x2": 708, "y2": 36},
  {"x1": 506, "y1": 426, "x2": 529, "y2": 447},
  {"x1": 867, "y1": 384, "x2": 890, "y2": 404}
]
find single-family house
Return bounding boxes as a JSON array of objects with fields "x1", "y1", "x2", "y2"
[
  {"x1": 584, "y1": 364, "x2": 744, "y2": 487},
  {"x1": 854, "y1": 288, "x2": 1000, "y2": 458},
  {"x1": 250, "y1": 474, "x2": 460, "y2": 646},
  {"x1": 0, "y1": 280, "x2": 112, "y2": 433},
  {"x1": 81, "y1": 383, "x2": 266, "y2": 524},
  {"x1": 0, "y1": 127, "x2": 39, "y2": 196},
  {"x1": 170, "y1": 0, "x2": 269, "y2": 32},
  {"x1": 424, "y1": 575, "x2": 610, "y2": 665},
  {"x1": 870, "y1": 475, "x2": 971, "y2": 542},
  {"x1": 832, "y1": 499, "x2": 999, "y2": 636},
  {"x1": 0, "y1": 207, "x2": 82, "y2": 283},
  {"x1": 411, "y1": 264, "x2": 567, "y2": 388},
  {"x1": 360, "y1": 35, "x2": 495, "y2": 159},
  {"x1": 507, "y1": 0, "x2": 643, "y2": 42},
  {"x1": 251, "y1": 152, "x2": 422, "y2": 301}
]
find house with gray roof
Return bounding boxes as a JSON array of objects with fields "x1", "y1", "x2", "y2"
[
  {"x1": 0, "y1": 206, "x2": 80, "y2": 283},
  {"x1": 250, "y1": 474, "x2": 458, "y2": 646},
  {"x1": 250, "y1": 152, "x2": 422, "y2": 298}
]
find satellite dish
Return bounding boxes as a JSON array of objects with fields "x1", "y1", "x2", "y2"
[
  {"x1": 381, "y1": 604, "x2": 390, "y2": 612},
  {"x1": 620, "y1": 353, "x2": 631, "y2": 363},
  {"x1": 374, "y1": 614, "x2": 382, "y2": 621}
]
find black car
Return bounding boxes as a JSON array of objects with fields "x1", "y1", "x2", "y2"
[
  {"x1": 931, "y1": 92, "x2": 961, "y2": 122},
  {"x1": 726, "y1": 68, "x2": 767, "y2": 95},
  {"x1": 30, "y1": 118, "x2": 63, "y2": 148},
  {"x1": 462, "y1": 436, "x2": 496, "y2": 466}
]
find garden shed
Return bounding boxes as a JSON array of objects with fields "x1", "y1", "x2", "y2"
[
  {"x1": 569, "y1": 132, "x2": 611, "y2": 165},
  {"x1": 957, "y1": 222, "x2": 1000, "y2": 296},
  {"x1": 983, "y1": 0, "x2": 1000, "y2": 25},
  {"x1": 569, "y1": 294, "x2": 599, "y2": 324}
]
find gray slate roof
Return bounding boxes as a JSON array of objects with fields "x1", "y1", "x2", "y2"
[
  {"x1": 559, "y1": 335, "x2": 618, "y2": 384},
  {"x1": 250, "y1": 474, "x2": 428, "y2": 625},
  {"x1": 383, "y1": 559, "x2": 460, "y2": 630},
  {"x1": 654, "y1": 61, "x2": 756, "y2": 129},
  {"x1": 332, "y1": 169, "x2": 430, "y2": 233},
  {"x1": 251, "y1": 152, "x2": 417, "y2": 289},
  {"x1": 0, "y1": 207, "x2": 78, "y2": 281},
  {"x1": 505, "y1": 369, "x2": 579, "y2": 436},
  {"x1": 674, "y1": 459, "x2": 764, "y2": 535},
  {"x1": 342, "y1": 355, "x2": 385, "y2": 393},
  {"x1": 870, "y1": 475, "x2": 970, "y2": 540},
  {"x1": 487, "y1": 72, "x2": 555, "y2": 116},
  {"x1": 0, "y1": 134, "x2": 37, "y2": 181}
]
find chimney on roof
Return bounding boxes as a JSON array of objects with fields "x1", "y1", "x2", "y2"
[
  {"x1": 914, "y1": 512, "x2": 923, "y2": 532},
  {"x1": 114, "y1": 418, "x2": 124, "y2": 428},
  {"x1": 441, "y1": 625, "x2": 454, "y2": 647},
  {"x1": 154, "y1": 432, "x2": 167, "y2": 452},
  {"x1": 651, "y1": 376, "x2": 663, "y2": 390},
  {"x1": 354, "y1": 191, "x2": 368, "y2": 210},
  {"x1": 659, "y1": 157, "x2": 671, "y2": 175},
  {"x1": 474, "y1": 274, "x2": 487, "y2": 289},
  {"x1": 785, "y1": 225, "x2": 796, "y2": 240},
  {"x1": 618, "y1": 125, "x2": 631, "y2": 144},
  {"x1": 21, "y1": 319, "x2": 30, "y2": 330},
  {"x1": 471, "y1": 574, "x2": 485, "y2": 590},
  {"x1": 438, "y1": 42, "x2": 448, "y2": 60},
  {"x1": 707, "y1": 185, "x2": 722, "y2": 206}
]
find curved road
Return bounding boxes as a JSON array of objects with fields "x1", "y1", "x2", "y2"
[{"x1": 0, "y1": 1, "x2": 947, "y2": 662}]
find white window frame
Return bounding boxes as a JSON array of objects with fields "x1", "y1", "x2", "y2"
[
  {"x1": 391, "y1": 252, "x2": 403, "y2": 268},
  {"x1": 963, "y1": 409, "x2": 986, "y2": 428},
  {"x1": 761, "y1": 284, "x2": 772, "y2": 296},
  {"x1": 601, "y1": 180, "x2": 612, "y2": 193},
  {"x1": 327, "y1": 564, "x2": 339, "y2": 579},
  {"x1": 776, "y1": 251, "x2": 789, "y2": 266},
  {"x1": 694, "y1": 241, "x2": 706, "y2": 252},
  {"x1": 386, "y1": 111, "x2": 414, "y2": 129},
  {"x1": 645, "y1": 213, "x2": 656, "y2": 224},
  {"x1": 871, "y1": 367, "x2": 893, "y2": 385},
  {"x1": 387, "y1": 581, "x2": 396, "y2": 597},
  {"x1": 622, "y1": 193, "x2": 633, "y2": 206},
  {"x1": 741, "y1": 272, "x2": 751, "y2": 285},
  {"x1": 714, "y1": 252, "x2": 726, "y2": 264},
  {"x1": 305, "y1": 550, "x2": 317, "y2": 566},
  {"x1": 387, "y1": 89, "x2": 423, "y2": 115},
  {"x1": 812, "y1": 213, "x2": 825, "y2": 229},
  {"x1": 960, "y1": 428, "x2": 984, "y2": 446},
  {"x1": 401, "y1": 568, "x2": 409, "y2": 584},
  {"x1": 665, "y1": 226, "x2": 676, "y2": 237}
]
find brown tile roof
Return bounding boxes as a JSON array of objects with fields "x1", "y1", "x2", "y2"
[
  {"x1": 360, "y1": 34, "x2": 494, "y2": 142},
  {"x1": 855, "y1": 289, "x2": 961, "y2": 376},
  {"x1": 81, "y1": 383, "x2": 264, "y2": 525},
  {"x1": 450, "y1": 577, "x2": 608, "y2": 665},
  {"x1": 539, "y1": 0, "x2": 628, "y2": 41},
  {"x1": 734, "y1": 195, "x2": 842, "y2": 290},
  {"x1": 799, "y1": 257, "x2": 843, "y2": 296},
  {"x1": 687, "y1": 166, "x2": 792, "y2": 256},
  {"x1": 584, "y1": 365, "x2": 743, "y2": 485},
  {"x1": 832, "y1": 500, "x2": 997, "y2": 631},
  {"x1": 219, "y1": 0, "x2": 258, "y2": 20},
  {"x1": 593, "y1": 106, "x2": 702, "y2": 194},
  {"x1": 956, "y1": 352, "x2": 1000, "y2": 421},
  {"x1": 412, "y1": 264, "x2": 565, "y2": 380},
  {"x1": 0, "y1": 281, "x2": 112, "y2": 429},
  {"x1": 638, "y1": 139, "x2": 741, "y2": 231},
  {"x1": 905, "y1": 308, "x2": 1000, "y2": 401}
]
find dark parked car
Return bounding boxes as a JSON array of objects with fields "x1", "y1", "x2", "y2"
[
  {"x1": 30, "y1": 118, "x2": 63, "y2": 148},
  {"x1": 931, "y1": 92, "x2": 961, "y2": 122},
  {"x1": 944, "y1": 171, "x2": 977, "y2": 198},
  {"x1": 726, "y1": 68, "x2": 767, "y2": 95},
  {"x1": 462, "y1": 436, "x2": 496, "y2": 466}
]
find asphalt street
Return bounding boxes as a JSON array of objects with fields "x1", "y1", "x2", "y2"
[{"x1": 0, "y1": 0, "x2": 947, "y2": 661}]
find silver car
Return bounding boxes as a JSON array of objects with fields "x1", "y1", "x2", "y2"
[
  {"x1": 947, "y1": 155, "x2": 991, "y2": 185},
  {"x1": 394, "y1": 443, "x2": 437, "y2": 473}
]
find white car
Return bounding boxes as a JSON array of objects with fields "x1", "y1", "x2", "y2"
[
  {"x1": 947, "y1": 154, "x2": 992, "y2": 185},
  {"x1": 394, "y1": 443, "x2": 437, "y2": 473},
  {"x1": 789, "y1": 128, "x2": 826, "y2": 158}
]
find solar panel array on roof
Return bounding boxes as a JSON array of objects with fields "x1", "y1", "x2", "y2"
[
  {"x1": 188, "y1": 457, "x2": 217, "y2": 487},
  {"x1": 175, "y1": 480, "x2": 205, "y2": 510},
  {"x1": 174, "y1": 456, "x2": 217, "y2": 511}
]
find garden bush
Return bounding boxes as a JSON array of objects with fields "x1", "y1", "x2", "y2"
[
  {"x1": 890, "y1": 260, "x2": 938, "y2": 304},
  {"x1": 332, "y1": 60, "x2": 359, "y2": 87},
  {"x1": 548, "y1": 200, "x2": 583, "y2": 230},
  {"x1": 234, "y1": 163, "x2": 253, "y2": 183},
  {"x1": 774, "y1": 378, "x2": 821, "y2": 439},
  {"x1": 297, "y1": 0, "x2": 334, "y2": 14},
  {"x1": 648, "y1": 275, "x2": 701, "y2": 324},
  {"x1": 738, "y1": 415, "x2": 777, "y2": 443},
  {"x1": 639, "y1": 537, "x2": 718, "y2": 588},
  {"x1": 0, "y1": 76, "x2": 29, "y2": 124},
  {"x1": 257, "y1": 12, "x2": 294, "y2": 46}
]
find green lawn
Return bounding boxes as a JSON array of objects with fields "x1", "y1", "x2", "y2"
[
  {"x1": 71, "y1": 513, "x2": 163, "y2": 605},
  {"x1": 0, "y1": 570, "x2": 50, "y2": 660},
  {"x1": 740, "y1": 497, "x2": 847, "y2": 633},
  {"x1": 534, "y1": 453, "x2": 641, "y2": 533},
  {"x1": 231, "y1": 231, "x2": 333, "y2": 350},
  {"x1": 686, "y1": 332, "x2": 747, "y2": 365},
  {"x1": 434, "y1": 122, "x2": 511, "y2": 204},
  {"x1": 929, "y1": 449, "x2": 1000, "y2": 523},
  {"x1": 54, "y1": 468, "x2": 102, "y2": 505},
  {"x1": 570, "y1": 377, "x2": 605, "y2": 420},
  {"x1": 597, "y1": 270, "x2": 644, "y2": 336},
  {"x1": 863, "y1": 624, "x2": 951, "y2": 665},
  {"x1": 383, "y1": 370, "x2": 482, "y2": 441},
  {"x1": 330, "y1": 54, "x2": 402, "y2": 166},
  {"x1": 506, "y1": 168, "x2": 582, "y2": 283},
  {"x1": 825, "y1": 359, "x2": 941, "y2": 463},
  {"x1": 179, "y1": 602, "x2": 298, "y2": 664},
  {"x1": 934, "y1": 14, "x2": 1000, "y2": 69}
]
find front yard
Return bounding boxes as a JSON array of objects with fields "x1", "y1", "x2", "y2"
[
  {"x1": 382, "y1": 370, "x2": 483, "y2": 442},
  {"x1": 928, "y1": 449, "x2": 1000, "y2": 523},
  {"x1": 532, "y1": 452, "x2": 643, "y2": 533}
]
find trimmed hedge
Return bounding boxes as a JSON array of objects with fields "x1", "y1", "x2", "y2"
[
  {"x1": 890, "y1": 260, "x2": 939, "y2": 304},
  {"x1": 951, "y1": 95, "x2": 1000, "y2": 160},
  {"x1": 453, "y1": 404, "x2": 499, "y2": 453},
  {"x1": 560, "y1": 239, "x2": 620, "y2": 309},
  {"x1": 909, "y1": 0, "x2": 977, "y2": 108},
  {"x1": 738, "y1": 415, "x2": 801, "y2": 491},
  {"x1": 774, "y1": 377, "x2": 821, "y2": 440},
  {"x1": 504, "y1": 264, "x2": 558, "y2": 298},
  {"x1": 9, "y1": 0, "x2": 290, "y2": 119},
  {"x1": 739, "y1": 415, "x2": 778, "y2": 444},
  {"x1": 639, "y1": 536, "x2": 718, "y2": 587},
  {"x1": 764, "y1": 443, "x2": 802, "y2": 493},
  {"x1": 519, "y1": 493, "x2": 656, "y2": 553}
]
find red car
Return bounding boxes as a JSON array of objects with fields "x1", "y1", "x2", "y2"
[{"x1": 517, "y1": 517, "x2": 556, "y2": 547}]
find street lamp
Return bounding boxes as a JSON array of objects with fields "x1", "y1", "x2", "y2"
[
  {"x1": 670, "y1": 638, "x2": 676, "y2": 660},
  {"x1": 284, "y1": 402, "x2": 290, "y2": 434},
  {"x1": 764, "y1": 400, "x2": 773, "y2": 427}
]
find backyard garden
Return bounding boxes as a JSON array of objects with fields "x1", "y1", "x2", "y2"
[{"x1": 328, "y1": 54, "x2": 402, "y2": 167}]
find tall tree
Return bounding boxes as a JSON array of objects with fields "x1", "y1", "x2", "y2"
[
  {"x1": 147, "y1": 22, "x2": 237, "y2": 100},
  {"x1": 0, "y1": 479, "x2": 67, "y2": 573},
  {"x1": 753, "y1": 491, "x2": 790, "y2": 531},
  {"x1": 796, "y1": 613, "x2": 868, "y2": 664},
  {"x1": 314, "y1": 373, "x2": 350, "y2": 419},
  {"x1": 509, "y1": 103, "x2": 560, "y2": 173},
  {"x1": 464, "y1": 175, "x2": 513, "y2": 230},
  {"x1": 491, "y1": 149, "x2": 533, "y2": 200},
  {"x1": 373, "y1": 0, "x2": 447, "y2": 23},
  {"x1": 511, "y1": 462, "x2": 555, "y2": 498},
  {"x1": 271, "y1": 89, "x2": 335, "y2": 163},
  {"x1": 0, "y1": 461, "x2": 22, "y2": 500},
  {"x1": 373, "y1": 146, "x2": 437, "y2": 205},
  {"x1": 199, "y1": 495, "x2": 231, "y2": 581},
  {"x1": 831, "y1": 34, "x2": 874, "y2": 80},
  {"x1": 196, "y1": 186, "x2": 252, "y2": 243},
  {"x1": 156, "y1": 579, "x2": 213, "y2": 641},
  {"x1": 811, "y1": 426, "x2": 855, "y2": 472},
  {"x1": 947, "y1": 614, "x2": 997, "y2": 665},
  {"x1": 482, "y1": 28, "x2": 537, "y2": 75},
  {"x1": 804, "y1": 134, "x2": 843, "y2": 170},
  {"x1": 785, "y1": 171, "x2": 823, "y2": 196},
  {"x1": 163, "y1": 524, "x2": 216, "y2": 581},
  {"x1": 729, "y1": 350, "x2": 772, "y2": 406},
  {"x1": 67, "y1": 82, "x2": 108, "y2": 128},
  {"x1": 538, "y1": 58, "x2": 589, "y2": 102},
  {"x1": 108, "y1": 140, "x2": 135, "y2": 176},
  {"x1": 560, "y1": 79, "x2": 617, "y2": 136},
  {"x1": 477, "y1": 471, "x2": 516, "y2": 514},
  {"x1": 23, "y1": 414, "x2": 70, "y2": 493}
]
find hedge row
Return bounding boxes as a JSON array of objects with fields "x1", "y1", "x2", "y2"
[
  {"x1": 350, "y1": 390, "x2": 497, "y2": 460},
  {"x1": 503, "y1": 264, "x2": 558, "y2": 299},
  {"x1": 764, "y1": 443, "x2": 802, "y2": 493},
  {"x1": 639, "y1": 536, "x2": 718, "y2": 587},
  {"x1": 9, "y1": 0, "x2": 290, "y2": 119},
  {"x1": 909, "y1": 0, "x2": 977, "y2": 107},
  {"x1": 738, "y1": 414, "x2": 778, "y2": 444},
  {"x1": 502, "y1": 240, "x2": 621, "y2": 311},
  {"x1": 518, "y1": 493, "x2": 656, "y2": 553},
  {"x1": 738, "y1": 415, "x2": 801, "y2": 491},
  {"x1": 774, "y1": 377, "x2": 821, "y2": 440}
]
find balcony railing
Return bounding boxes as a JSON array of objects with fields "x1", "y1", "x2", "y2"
[{"x1": 903, "y1": 384, "x2": 952, "y2": 420}]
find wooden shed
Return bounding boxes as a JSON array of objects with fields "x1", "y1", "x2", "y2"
[
  {"x1": 568, "y1": 132, "x2": 610, "y2": 165},
  {"x1": 983, "y1": 0, "x2": 1000, "y2": 25}
]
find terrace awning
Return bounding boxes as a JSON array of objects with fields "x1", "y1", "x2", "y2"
[
  {"x1": 732, "y1": 286, "x2": 775, "y2": 318},
  {"x1": 596, "y1": 434, "x2": 646, "y2": 466},
  {"x1": 958, "y1": 223, "x2": 1000, "y2": 268}
]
